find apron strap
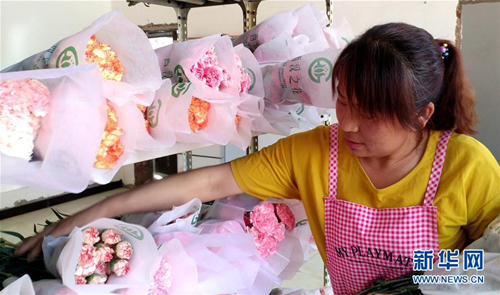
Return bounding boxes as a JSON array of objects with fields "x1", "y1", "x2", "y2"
[
  {"x1": 423, "y1": 130, "x2": 453, "y2": 207},
  {"x1": 328, "y1": 124, "x2": 340, "y2": 199}
]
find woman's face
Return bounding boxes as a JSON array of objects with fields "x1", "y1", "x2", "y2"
[{"x1": 335, "y1": 94, "x2": 416, "y2": 159}]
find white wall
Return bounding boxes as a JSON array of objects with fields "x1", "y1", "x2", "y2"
[
  {"x1": 113, "y1": 0, "x2": 457, "y2": 40},
  {"x1": 1, "y1": 0, "x2": 113, "y2": 69},
  {"x1": 461, "y1": 2, "x2": 500, "y2": 161}
]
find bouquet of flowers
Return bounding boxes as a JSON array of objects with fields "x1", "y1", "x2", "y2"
[
  {"x1": 204, "y1": 194, "x2": 310, "y2": 281},
  {"x1": 146, "y1": 198, "x2": 203, "y2": 236},
  {"x1": 253, "y1": 3, "x2": 330, "y2": 64},
  {"x1": 155, "y1": 35, "x2": 241, "y2": 145},
  {"x1": 42, "y1": 218, "x2": 157, "y2": 294},
  {"x1": 0, "y1": 65, "x2": 106, "y2": 193},
  {"x1": 262, "y1": 49, "x2": 342, "y2": 108},
  {"x1": 245, "y1": 202, "x2": 296, "y2": 258},
  {"x1": 0, "y1": 79, "x2": 50, "y2": 161},
  {"x1": 323, "y1": 18, "x2": 355, "y2": 50},
  {"x1": 2, "y1": 9, "x2": 162, "y2": 106},
  {"x1": 233, "y1": 10, "x2": 298, "y2": 52},
  {"x1": 162, "y1": 81, "x2": 236, "y2": 145},
  {"x1": 146, "y1": 79, "x2": 176, "y2": 149},
  {"x1": 230, "y1": 45, "x2": 268, "y2": 148},
  {"x1": 90, "y1": 100, "x2": 138, "y2": 184},
  {"x1": 73, "y1": 227, "x2": 134, "y2": 285}
]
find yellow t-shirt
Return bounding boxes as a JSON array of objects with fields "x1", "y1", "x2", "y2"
[{"x1": 230, "y1": 126, "x2": 500, "y2": 263}]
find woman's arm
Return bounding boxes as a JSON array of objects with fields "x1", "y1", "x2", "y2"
[{"x1": 15, "y1": 163, "x2": 243, "y2": 261}]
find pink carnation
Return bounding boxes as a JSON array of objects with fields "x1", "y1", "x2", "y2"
[
  {"x1": 75, "y1": 244, "x2": 97, "y2": 277},
  {"x1": 95, "y1": 243, "x2": 115, "y2": 263},
  {"x1": 276, "y1": 203, "x2": 295, "y2": 231},
  {"x1": 0, "y1": 79, "x2": 50, "y2": 160},
  {"x1": 235, "y1": 55, "x2": 251, "y2": 93},
  {"x1": 110, "y1": 259, "x2": 130, "y2": 276},
  {"x1": 191, "y1": 61, "x2": 205, "y2": 81},
  {"x1": 101, "y1": 229, "x2": 122, "y2": 245},
  {"x1": 199, "y1": 47, "x2": 218, "y2": 67},
  {"x1": 148, "y1": 258, "x2": 173, "y2": 295},
  {"x1": 94, "y1": 262, "x2": 108, "y2": 275},
  {"x1": 78, "y1": 244, "x2": 97, "y2": 267},
  {"x1": 82, "y1": 227, "x2": 100, "y2": 245},
  {"x1": 250, "y1": 227, "x2": 279, "y2": 258},
  {"x1": 75, "y1": 263, "x2": 96, "y2": 277},
  {"x1": 115, "y1": 241, "x2": 133, "y2": 260},
  {"x1": 221, "y1": 69, "x2": 232, "y2": 88},
  {"x1": 202, "y1": 66, "x2": 223, "y2": 89},
  {"x1": 250, "y1": 203, "x2": 279, "y2": 234},
  {"x1": 75, "y1": 276, "x2": 87, "y2": 285}
]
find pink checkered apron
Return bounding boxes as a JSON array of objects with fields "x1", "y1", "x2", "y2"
[{"x1": 324, "y1": 124, "x2": 452, "y2": 295}]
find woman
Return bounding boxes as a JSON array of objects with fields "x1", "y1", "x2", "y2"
[{"x1": 16, "y1": 23, "x2": 499, "y2": 294}]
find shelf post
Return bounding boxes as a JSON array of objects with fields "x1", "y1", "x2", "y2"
[
  {"x1": 240, "y1": 0, "x2": 261, "y2": 154},
  {"x1": 240, "y1": 0, "x2": 261, "y2": 32},
  {"x1": 175, "y1": 7, "x2": 190, "y2": 41},
  {"x1": 182, "y1": 151, "x2": 193, "y2": 172},
  {"x1": 326, "y1": 0, "x2": 334, "y2": 26}
]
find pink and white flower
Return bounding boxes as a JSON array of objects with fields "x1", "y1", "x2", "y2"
[
  {"x1": 148, "y1": 258, "x2": 173, "y2": 295},
  {"x1": 101, "y1": 229, "x2": 122, "y2": 245},
  {"x1": 250, "y1": 203, "x2": 280, "y2": 234},
  {"x1": 94, "y1": 262, "x2": 108, "y2": 275},
  {"x1": 0, "y1": 79, "x2": 50, "y2": 160},
  {"x1": 95, "y1": 243, "x2": 115, "y2": 263},
  {"x1": 115, "y1": 241, "x2": 133, "y2": 260},
  {"x1": 75, "y1": 276, "x2": 87, "y2": 285},
  {"x1": 235, "y1": 55, "x2": 251, "y2": 93},
  {"x1": 247, "y1": 203, "x2": 296, "y2": 257},
  {"x1": 250, "y1": 227, "x2": 279, "y2": 258},
  {"x1": 276, "y1": 203, "x2": 295, "y2": 231},
  {"x1": 110, "y1": 259, "x2": 130, "y2": 276},
  {"x1": 82, "y1": 227, "x2": 100, "y2": 245},
  {"x1": 189, "y1": 47, "x2": 233, "y2": 91}
]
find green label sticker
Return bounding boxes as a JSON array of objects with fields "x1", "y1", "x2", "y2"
[
  {"x1": 308, "y1": 58, "x2": 333, "y2": 84},
  {"x1": 295, "y1": 219, "x2": 308, "y2": 227},
  {"x1": 171, "y1": 82, "x2": 192, "y2": 98},
  {"x1": 148, "y1": 99, "x2": 162, "y2": 128},
  {"x1": 191, "y1": 213, "x2": 199, "y2": 225},
  {"x1": 115, "y1": 224, "x2": 144, "y2": 241},
  {"x1": 245, "y1": 68, "x2": 256, "y2": 91},
  {"x1": 55, "y1": 46, "x2": 78, "y2": 68},
  {"x1": 174, "y1": 65, "x2": 190, "y2": 83},
  {"x1": 296, "y1": 104, "x2": 305, "y2": 115}
]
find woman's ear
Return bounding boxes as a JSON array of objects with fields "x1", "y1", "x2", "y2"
[{"x1": 418, "y1": 103, "x2": 435, "y2": 128}]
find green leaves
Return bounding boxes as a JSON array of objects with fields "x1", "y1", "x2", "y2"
[
  {"x1": 0, "y1": 208, "x2": 67, "y2": 284},
  {"x1": 0, "y1": 231, "x2": 25, "y2": 241}
]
